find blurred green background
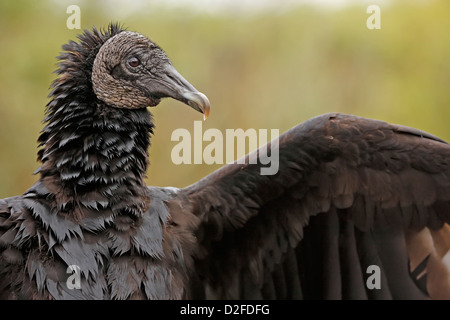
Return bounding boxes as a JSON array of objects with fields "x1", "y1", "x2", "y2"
[{"x1": 1, "y1": 0, "x2": 450, "y2": 198}]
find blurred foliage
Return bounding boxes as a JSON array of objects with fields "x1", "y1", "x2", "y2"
[{"x1": 1, "y1": 0, "x2": 450, "y2": 197}]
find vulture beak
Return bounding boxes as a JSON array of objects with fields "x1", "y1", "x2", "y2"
[{"x1": 156, "y1": 64, "x2": 210, "y2": 120}]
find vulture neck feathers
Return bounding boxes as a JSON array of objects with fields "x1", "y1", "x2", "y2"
[{"x1": 36, "y1": 25, "x2": 154, "y2": 219}]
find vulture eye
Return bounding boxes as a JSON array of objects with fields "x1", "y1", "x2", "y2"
[{"x1": 128, "y1": 57, "x2": 140, "y2": 68}]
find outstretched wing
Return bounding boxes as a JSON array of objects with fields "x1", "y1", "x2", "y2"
[{"x1": 176, "y1": 113, "x2": 450, "y2": 299}]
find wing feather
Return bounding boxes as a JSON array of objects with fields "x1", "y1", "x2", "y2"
[{"x1": 178, "y1": 113, "x2": 450, "y2": 299}]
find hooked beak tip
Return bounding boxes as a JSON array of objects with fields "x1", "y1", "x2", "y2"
[{"x1": 183, "y1": 91, "x2": 211, "y2": 120}]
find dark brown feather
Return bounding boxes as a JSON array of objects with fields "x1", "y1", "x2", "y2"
[{"x1": 182, "y1": 113, "x2": 450, "y2": 299}]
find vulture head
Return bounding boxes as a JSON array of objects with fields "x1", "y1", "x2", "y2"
[
  {"x1": 91, "y1": 29, "x2": 210, "y2": 117},
  {"x1": 36, "y1": 24, "x2": 212, "y2": 219}
]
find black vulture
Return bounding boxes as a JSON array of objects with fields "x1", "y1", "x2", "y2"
[{"x1": 0, "y1": 23, "x2": 449, "y2": 300}]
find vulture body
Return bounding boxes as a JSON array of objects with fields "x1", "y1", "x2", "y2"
[{"x1": 0, "y1": 24, "x2": 449, "y2": 300}]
